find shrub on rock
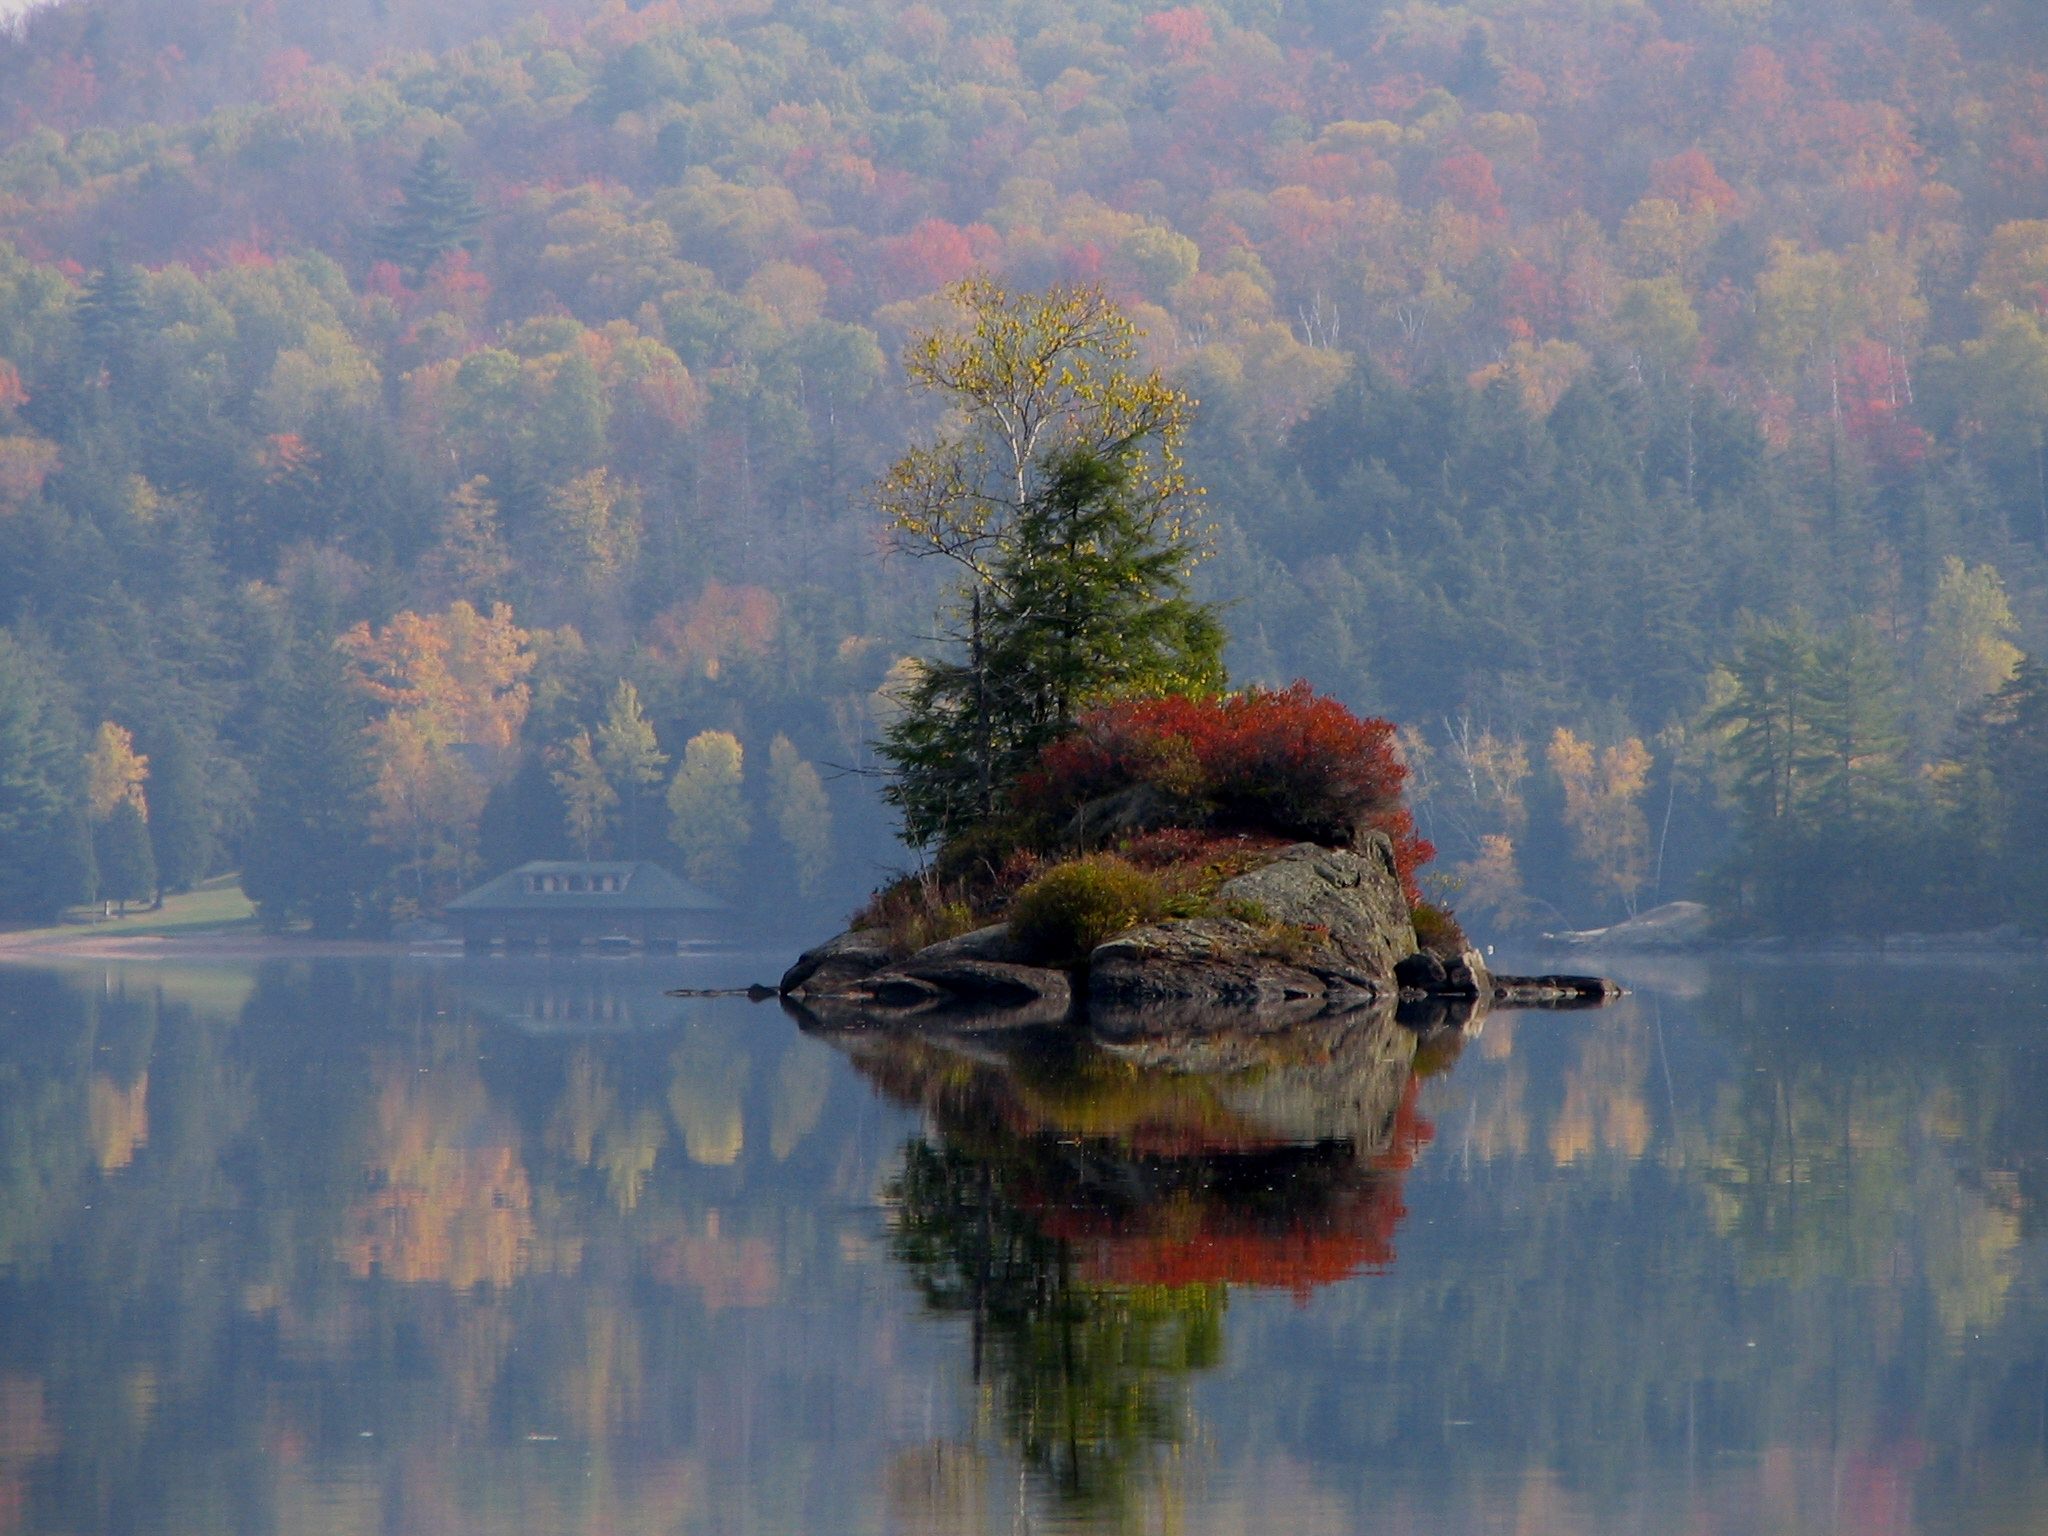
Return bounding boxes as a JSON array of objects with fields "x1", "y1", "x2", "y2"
[
  {"x1": 1010, "y1": 856, "x2": 1165, "y2": 966},
  {"x1": 1017, "y1": 683, "x2": 1433, "y2": 901}
]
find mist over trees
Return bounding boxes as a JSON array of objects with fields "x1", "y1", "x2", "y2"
[{"x1": 0, "y1": 0, "x2": 2047, "y2": 933}]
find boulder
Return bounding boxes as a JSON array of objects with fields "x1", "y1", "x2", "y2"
[
  {"x1": 1088, "y1": 917, "x2": 1337, "y2": 1010},
  {"x1": 901, "y1": 923, "x2": 1033, "y2": 967},
  {"x1": 799, "y1": 924, "x2": 1073, "y2": 1022},
  {"x1": 1394, "y1": 950, "x2": 1447, "y2": 993},
  {"x1": 780, "y1": 929, "x2": 893, "y2": 997},
  {"x1": 1443, "y1": 947, "x2": 1492, "y2": 998},
  {"x1": 1215, "y1": 837, "x2": 1419, "y2": 979},
  {"x1": 892, "y1": 956, "x2": 1071, "y2": 1011}
]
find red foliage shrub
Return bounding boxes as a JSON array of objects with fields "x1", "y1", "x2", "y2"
[
  {"x1": 1017, "y1": 683, "x2": 1434, "y2": 901},
  {"x1": 1114, "y1": 827, "x2": 1287, "y2": 871}
]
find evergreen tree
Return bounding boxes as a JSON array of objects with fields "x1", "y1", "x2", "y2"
[
  {"x1": 143, "y1": 727, "x2": 215, "y2": 894},
  {"x1": 243, "y1": 644, "x2": 383, "y2": 936},
  {"x1": 477, "y1": 750, "x2": 572, "y2": 873},
  {"x1": 1806, "y1": 620, "x2": 1909, "y2": 827},
  {"x1": 883, "y1": 449, "x2": 1224, "y2": 847},
  {"x1": 0, "y1": 634, "x2": 93, "y2": 920},
  {"x1": 75, "y1": 245, "x2": 148, "y2": 378},
  {"x1": 372, "y1": 141, "x2": 484, "y2": 281},
  {"x1": 94, "y1": 798, "x2": 155, "y2": 913}
]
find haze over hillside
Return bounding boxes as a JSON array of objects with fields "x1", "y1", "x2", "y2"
[{"x1": 0, "y1": 0, "x2": 2045, "y2": 938}]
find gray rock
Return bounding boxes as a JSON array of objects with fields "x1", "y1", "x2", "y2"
[
  {"x1": 1216, "y1": 837, "x2": 1419, "y2": 979},
  {"x1": 1394, "y1": 950, "x2": 1448, "y2": 992},
  {"x1": 1491, "y1": 973, "x2": 1626, "y2": 1005},
  {"x1": 892, "y1": 957, "x2": 1071, "y2": 1011},
  {"x1": 1443, "y1": 947, "x2": 1492, "y2": 997},
  {"x1": 780, "y1": 929, "x2": 893, "y2": 997},
  {"x1": 1088, "y1": 918, "x2": 1336, "y2": 1010},
  {"x1": 901, "y1": 923, "x2": 1031, "y2": 968}
]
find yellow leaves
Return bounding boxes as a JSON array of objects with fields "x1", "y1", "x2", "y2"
[
  {"x1": 85, "y1": 721, "x2": 149, "y2": 823},
  {"x1": 767, "y1": 734, "x2": 833, "y2": 898},
  {"x1": 1971, "y1": 220, "x2": 2048, "y2": 320},
  {"x1": 1469, "y1": 338, "x2": 1591, "y2": 416},
  {"x1": 544, "y1": 467, "x2": 642, "y2": 597},
  {"x1": 1920, "y1": 557, "x2": 2021, "y2": 743},
  {"x1": 1548, "y1": 727, "x2": 1654, "y2": 913},
  {"x1": 552, "y1": 731, "x2": 616, "y2": 860},
  {"x1": 256, "y1": 322, "x2": 381, "y2": 433},
  {"x1": 341, "y1": 1061, "x2": 535, "y2": 1289},
  {"x1": 741, "y1": 260, "x2": 828, "y2": 330},
  {"x1": 339, "y1": 601, "x2": 535, "y2": 888},
  {"x1": 88, "y1": 1072, "x2": 149, "y2": 1172},
  {"x1": 879, "y1": 279, "x2": 1198, "y2": 579},
  {"x1": 1455, "y1": 833, "x2": 1533, "y2": 930},
  {"x1": 666, "y1": 731, "x2": 749, "y2": 888},
  {"x1": 668, "y1": 1032, "x2": 749, "y2": 1166},
  {"x1": 341, "y1": 601, "x2": 535, "y2": 754}
]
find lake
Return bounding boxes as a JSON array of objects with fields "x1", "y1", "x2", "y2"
[{"x1": 0, "y1": 948, "x2": 2045, "y2": 1534}]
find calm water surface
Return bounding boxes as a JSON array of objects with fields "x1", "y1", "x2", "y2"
[{"x1": 1, "y1": 949, "x2": 2046, "y2": 1534}]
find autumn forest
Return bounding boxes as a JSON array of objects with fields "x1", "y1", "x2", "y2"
[{"x1": 2, "y1": 0, "x2": 2048, "y2": 934}]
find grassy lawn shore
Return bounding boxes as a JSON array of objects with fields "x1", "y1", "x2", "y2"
[{"x1": 0, "y1": 875, "x2": 257, "y2": 946}]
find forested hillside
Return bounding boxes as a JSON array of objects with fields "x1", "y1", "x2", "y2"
[{"x1": 2, "y1": 0, "x2": 2047, "y2": 934}]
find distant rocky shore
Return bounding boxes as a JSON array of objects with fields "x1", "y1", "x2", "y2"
[
  {"x1": 1551, "y1": 899, "x2": 2048, "y2": 956},
  {"x1": 782, "y1": 835, "x2": 1621, "y2": 1031}
]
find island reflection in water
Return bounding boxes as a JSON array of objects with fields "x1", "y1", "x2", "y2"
[
  {"x1": 1, "y1": 956, "x2": 2048, "y2": 1533},
  {"x1": 819, "y1": 1006, "x2": 1457, "y2": 1524}
]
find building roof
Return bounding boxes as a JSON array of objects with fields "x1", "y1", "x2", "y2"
[{"x1": 447, "y1": 861, "x2": 727, "y2": 914}]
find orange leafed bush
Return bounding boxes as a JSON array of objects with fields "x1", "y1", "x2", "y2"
[{"x1": 1016, "y1": 682, "x2": 1433, "y2": 901}]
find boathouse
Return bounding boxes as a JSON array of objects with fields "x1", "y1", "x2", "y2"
[{"x1": 447, "y1": 860, "x2": 726, "y2": 949}]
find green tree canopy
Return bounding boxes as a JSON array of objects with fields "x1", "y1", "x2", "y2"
[{"x1": 373, "y1": 141, "x2": 484, "y2": 282}]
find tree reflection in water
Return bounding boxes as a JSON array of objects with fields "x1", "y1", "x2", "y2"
[{"x1": 826, "y1": 1007, "x2": 1456, "y2": 1519}]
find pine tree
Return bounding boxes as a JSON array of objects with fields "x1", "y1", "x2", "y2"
[
  {"x1": 95, "y1": 799, "x2": 156, "y2": 914},
  {"x1": 373, "y1": 141, "x2": 484, "y2": 281},
  {"x1": 144, "y1": 727, "x2": 216, "y2": 894},
  {"x1": 1976, "y1": 661, "x2": 2048, "y2": 925},
  {"x1": 477, "y1": 750, "x2": 572, "y2": 873},
  {"x1": 883, "y1": 449, "x2": 1223, "y2": 848},
  {"x1": 243, "y1": 643, "x2": 383, "y2": 936},
  {"x1": 0, "y1": 634, "x2": 93, "y2": 920},
  {"x1": 1806, "y1": 620, "x2": 1909, "y2": 826},
  {"x1": 76, "y1": 245, "x2": 148, "y2": 377}
]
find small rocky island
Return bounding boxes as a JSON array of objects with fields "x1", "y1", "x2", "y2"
[
  {"x1": 788, "y1": 286, "x2": 1616, "y2": 1031},
  {"x1": 783, "y1": 820, "x2": 1619, "y2": 1035}
]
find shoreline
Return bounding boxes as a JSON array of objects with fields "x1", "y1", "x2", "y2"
[
  {"x1": 0, "y1": 930, "x2": 760, "y2": 964},
  {"x1": 0, "y1": 931, "x2": 462, "y2": 962}
]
